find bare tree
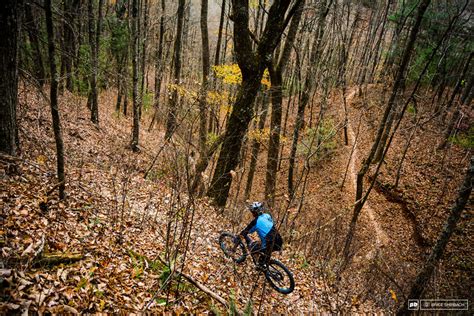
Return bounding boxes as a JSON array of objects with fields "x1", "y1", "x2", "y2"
[
  {"x1": 165, "y1": 0, "x2": 186, "y2": 140},
  {"x1": 149, "y1": 0, "x2": 166, "y2": 131},
  {"x1": 199, "y1": 0, "x2": 210, "y2": 154},
  {"x1": 87, "y1": 0, "x2": 104, "y2": 124},
  {"x1": 45, "y1": 0, "x2": 66, "y2": 199},
  {"x1": 61, "y1": 0, "x2": 79, "y2": 92},
  {"x1": 130, "y1": 0, "x2": 140, "y2": 151}
]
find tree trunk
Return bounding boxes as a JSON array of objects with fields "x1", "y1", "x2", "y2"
[
  {"x1": 130, "y1": 0, "x2": 140, "y2": 151},
  {"x1": 62, "y1": 0, "x2": 78, "y2": 92},
  {"x1": 87, "y1": 0, "x2": 102, "y2": 124},
  {"x1": 214, "y1": 0, "x2": 226, "y2": 68},
  {"x1": 207, "y1": 0, "x2": 300, "y2": 207},
  {"x1": 112, "y1": 0, "x2": 127, "y2": 113},
  {"x1": 0, "y1": 0, "x2": 21, "y2": 156},
  {"x1": 245, "y1": 93, "x2": 269, "y2": 201},
  {"x1": 24, "y1": 0, "x2": 45, "y2": 87},
  {"x1": 139, "y1": 0, "x2": 149, "y2": 120},
  {"x1": 265, "y1": 0, "x2": 305, "y2": 206},
  {"x1": 165, "y1": 0, "x2": 185, "y2": 140},
  {"x1": 207, "y1": 75, "x2": 263, "y2": 206},
  {"x1": 397, "y1": 156, "x2": 472, "y2": 315},
  {"x1": 45, "y1": 0, "x2": 66, "y2": 199},
  {"x1": 199, "y1": 0, "x2": 210, "y2": 154},
  {"x1": 149, "y1": 0, "x2": 165, "y2": 131}
]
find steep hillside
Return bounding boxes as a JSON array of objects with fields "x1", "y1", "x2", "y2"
[{"x1": 1, "y1": 84, "x2": 471, "y2": 314}]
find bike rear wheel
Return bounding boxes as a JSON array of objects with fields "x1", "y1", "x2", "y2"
[
  {"x1": 264, "y1": 259, "x2": 295, "y2": 294},
  {"x1": 219, "y1": 232, "x2": 247, "y2": 263}
]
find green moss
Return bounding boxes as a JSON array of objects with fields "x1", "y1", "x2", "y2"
[{"x1": 449, "y1": 126, "x2": 474, "y2": 149}]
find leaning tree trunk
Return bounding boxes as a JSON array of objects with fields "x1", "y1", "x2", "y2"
[
  {"x1": 45, "y1": 0, "x2": 66, "y2": 199},
  {"x1": 397, "y1": 156, "x2": 472, "y2": 315},
  {"x1": 165, "y1": 0, "x2": 185, "y2": 140},
  {"x1": 0, "y1": 0, "x2": 21, "y2": 156},
  {"x1": 207, "y1": 0, "x2": 301, "y2": 207}
]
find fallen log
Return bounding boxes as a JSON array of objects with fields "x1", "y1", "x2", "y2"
[
  {"x1": 179, "y1": 271, "x2": 229, "y2": 309},
  {"x1": 33, "y1": 253, "x2": 83, "y2": 267},
  {"x1": 145, "y1": 255, "x2": 237, "y2": 313}
]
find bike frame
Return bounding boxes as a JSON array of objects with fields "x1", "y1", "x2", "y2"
[{"x1": 240, "y1": 235, "x2": 272, "y2": 270}]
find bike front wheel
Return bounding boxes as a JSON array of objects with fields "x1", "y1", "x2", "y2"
[
  {"x1": 264, "y1": 259, "x2": 295, "y2": 294},
  {"x1": 219, "y1": 232, "x2": 247, "y2": 264}
]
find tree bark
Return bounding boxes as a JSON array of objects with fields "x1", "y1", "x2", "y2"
[
  {"x1": 45, "y1": 0, "x2": 66, "y2": 199},
  {"x1": 0, "y1": 0, "x2": 21, "y2": 156},
  {"x1": 397, "y1": 156, "x2": 472, "y2": 315},
  {"x1": 0, "y1": 0, "x2": 23, "y2": 156},
  {"x1": 165, "y1": 0, "x2": 185, "y2": 140}
]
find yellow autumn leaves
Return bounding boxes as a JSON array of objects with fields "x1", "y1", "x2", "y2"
[
  {"x1": 212, "y1": 64, "x2": 271, "y2": 88},
  {"x1": 167, "y1": 63, "x2": 271, "y2": 111}
]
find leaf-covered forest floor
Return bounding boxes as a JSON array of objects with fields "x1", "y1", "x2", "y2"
[{"x1": 1, "y1": 82, "x2": 472, "y2": 314}]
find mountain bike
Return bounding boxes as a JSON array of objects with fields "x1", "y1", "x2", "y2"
[{"x1": 218, "y1": 232, "x2": 295, "y2": 294}]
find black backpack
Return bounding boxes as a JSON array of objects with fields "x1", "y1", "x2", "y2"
[
  {"x1": 267, "y1": 227, "x2": 283, "y2": 251},
  {"x1": 274, "y1": 230, "x2": 283, "y2": 251}
]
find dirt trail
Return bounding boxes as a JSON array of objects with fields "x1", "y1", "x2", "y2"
[{"x1": 344, "y1": 88, "x2": 388, "y2": 255}]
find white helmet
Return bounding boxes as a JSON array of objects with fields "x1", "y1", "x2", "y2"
[{"x1": 248, "y1": 201, "x2": 264, "y2": 215}]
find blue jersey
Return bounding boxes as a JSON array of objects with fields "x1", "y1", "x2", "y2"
[{"x1": 242, "y1": 213, "x2": 274, "y2": 248}]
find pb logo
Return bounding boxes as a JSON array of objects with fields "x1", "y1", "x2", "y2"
[{"x1": 408, "y1": 300, "x2": 419, "y2": 310}]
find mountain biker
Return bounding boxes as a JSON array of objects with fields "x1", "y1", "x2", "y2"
[{"x1": 237, "y1": 202, "x2": 282, "y2": 268}]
